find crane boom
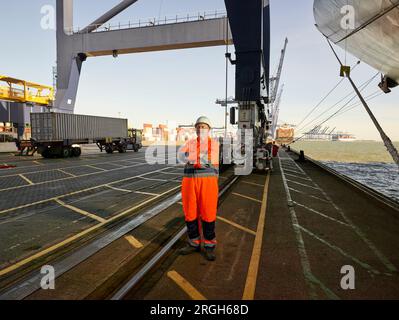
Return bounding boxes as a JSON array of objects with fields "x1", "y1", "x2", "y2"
[
  {"x1": 269, "y1": 38, "x2": 288, "y2": 104},
  {"x1": 271, "y1": 85, "x2": 284, "y2": 139}
]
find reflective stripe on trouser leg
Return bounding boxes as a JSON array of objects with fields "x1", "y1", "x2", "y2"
[
  {"x1": 202, "y1": 220, "x2": 217, "y2": 248},
  {"x1": 186, "y1": 220, "x2": 200, "y2": 248}
]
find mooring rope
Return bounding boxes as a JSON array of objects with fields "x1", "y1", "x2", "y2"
[{"x1": 327, "y1": 39, "x2": 399, "y2": 167}]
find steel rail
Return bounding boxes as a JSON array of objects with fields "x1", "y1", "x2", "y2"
[
  {"x1": 0, "y1": 184, "x2": 182, "y2": 300},
  {"x1": 111, "y1": 174, "x2": 240, "y2": 300}
]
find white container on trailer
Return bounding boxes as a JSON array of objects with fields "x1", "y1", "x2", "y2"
[{"x1": 31, "y1": 112, "x2": 128, "y2": 142}]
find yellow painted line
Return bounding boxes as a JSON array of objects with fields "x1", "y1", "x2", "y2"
[
  {"x1": 124, "y1": 235, "x2": 143, "y2": 249},
  {"x1": 0, "y1": 161, "x2": 146, "y2": 192},
  {"x1": 232, "y1": 192, "x2": 262, "y2": 204},
  {"x1": 252, "y1": 173, "x2": 269, "y2": 177},
  {"x1": 106, "y1": 185, "x2": 160, "y2": 196},
  {"x1": 242, "y1": 181, "x2": 264, "y2": 188},
  {"x1": 58, "y1": 169, "x2": 76, "y2": 177},
  {"x1": 0, "y1": 223, "x2": 108, "y2": 277},
  {"x1": 86, "y1": 165, "x2": 106, "y2": 171},
  {"x1": 55, "y1": 199, "x2": 106, "y2": 223},
  {"x1": 106, "y1": 162, "x2": 125, "y2": 168},
  {"x1": 159, "y1": 185, "x2": 181, "y2": 194},
  {"x1": 161, "y1": 172, "x2": 182, "y2": 176},
  {"x1": 106, "y1": 185, "x2": 132, "y2": 193},
  {"x1": 0, "y1": 158, "x2": 132, "y2": 178},
  {"x1": 140, "y1": 177, "x2": 168, "y2": 182},
  {"x1": 0, "y1": 166, "x2": 166, "y2": 215},
  {"x1": 134, "y1": 190, "x2": 159, "y2": 196},
  {"x1": 0, "y1": 181, "x2": 180, "y2": 277},
  {"x1": 242, "y1": 172, "x2": 270, "y2": 300},
  {"x1": 19, "y1": 174, "x2": 34, "y2": 185},
  {"x1": 217, "y1": 216, "x2": 256, "y2": 236},
  {"x1": 167, "y1": 270, "x2": 207, "y2": 300}
]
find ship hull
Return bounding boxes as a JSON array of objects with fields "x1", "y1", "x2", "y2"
[{"x1": 314, "y1": 0, "x2": 399, "y2": 84}]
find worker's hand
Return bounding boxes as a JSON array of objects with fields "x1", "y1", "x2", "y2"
[{"x1": 199, "y1": 154, "x2": 209, "y2": 165}]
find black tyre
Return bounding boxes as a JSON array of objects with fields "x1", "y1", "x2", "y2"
[
  {"x1": 118, "y1": 146, "x2": 127, "y2": 153},
  {"x1": 105, "y1": 146, "x2": 114, "y2": 154},
  {"x1": 72, "y1": 147, "x2": 82, "y2": 157},
  {"x1": 42, "y1": 149, "x2": 50, "y2": 158},
  {"x1": 61, "y1": 148, "x2": 71, "y2": 158}
]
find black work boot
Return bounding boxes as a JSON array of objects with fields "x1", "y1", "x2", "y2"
[
  {"x1": 204, "y1": 247, "x2": 216, "y2": 261},
  {"x1": 179, "y1": 244, "x2": 200, "y2": 256}
]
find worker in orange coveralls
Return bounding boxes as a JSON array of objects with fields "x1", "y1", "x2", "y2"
[{"x1": 178, "y1": 116, "x2": 220, "y2": 261}]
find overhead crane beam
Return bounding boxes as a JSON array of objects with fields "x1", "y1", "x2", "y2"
[
  {"x1": 79, "y1": 18, "x2": 231, "y2": 57},
  {"x1": 55, "y1": 0, "x2": 232, "y2": 113}
]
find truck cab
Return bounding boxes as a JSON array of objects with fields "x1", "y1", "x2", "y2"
[{"x1": 128, "y1": 129, "x2": 143, "y2": 152}]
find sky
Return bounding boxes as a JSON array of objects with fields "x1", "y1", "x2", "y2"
[{"x1": 0, "y1": 0, "x2": 398, "y2": 140}]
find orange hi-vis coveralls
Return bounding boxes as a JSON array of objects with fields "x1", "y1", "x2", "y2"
[{"x1": 180, "y1": 136, "x2": 220, "y2": 249}]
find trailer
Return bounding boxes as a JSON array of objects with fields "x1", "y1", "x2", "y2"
[{"x1": 16, "y1": 113, "x2": 142, "y2": 158}]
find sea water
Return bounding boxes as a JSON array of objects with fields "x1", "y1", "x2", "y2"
[{"x1": 291, "y1": 141, "x2": 399, "y2": 202}]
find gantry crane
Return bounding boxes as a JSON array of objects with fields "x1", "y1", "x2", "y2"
[
  {"x1": 268, "y1": 38, "x2": 288, "y2": 139},
  {"x1": 271, "y1": 85, "x2": 284, "y2": 139},
  {"x1": 0, "y1": 75, "x2": 54, "y2": 106},
  {"x1": 225, "y1": 0, "x2": 288, "y2": 171},
  {"x1": 269, "y1": 38, "x2": 288, "y2": 105}
]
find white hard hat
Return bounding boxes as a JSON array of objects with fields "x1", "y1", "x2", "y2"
[{"x1": 195, "y1": 116, "x2": 212, "y2": 128}]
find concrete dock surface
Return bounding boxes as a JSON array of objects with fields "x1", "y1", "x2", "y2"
[{"x1": 0, "y1": 148, "x2": 398, "y2": 300}]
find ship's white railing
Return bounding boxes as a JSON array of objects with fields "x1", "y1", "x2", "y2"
[{"x1": 67, "y1": 10, "x2": 227, "y2": 35}]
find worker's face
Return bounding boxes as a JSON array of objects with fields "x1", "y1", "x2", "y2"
[{"x1": 196, "y1": 123, "x2": 210, "y2": 139}]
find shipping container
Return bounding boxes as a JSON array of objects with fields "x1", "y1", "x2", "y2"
[
  {"x1": 17, "y1": 113, "x2": 142, "y2": 158},
  {"x1": 276, "y1": 126, "x2": 295, "y2": 144},
  {"x1": 31, "y1": 112, "x2": 128, "y2": 142},
  {"x1": 276, "y1": 128, "x2": 294, "y2": 139}
]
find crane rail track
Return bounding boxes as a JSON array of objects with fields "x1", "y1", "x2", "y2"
[
  {"x1": 0, "y1": 165, "x2": 238, "y2": 300},
  {"x1": 111, "y1": 174, "x2": 239, "y2": 300}
]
